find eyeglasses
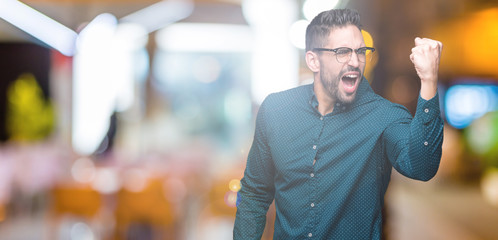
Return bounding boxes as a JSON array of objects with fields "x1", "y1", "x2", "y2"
[{"x1": 313, "y1": 47, "x2": 375, "y2": 63}]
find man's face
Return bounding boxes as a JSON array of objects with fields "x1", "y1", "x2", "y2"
[{"x1": 318, "y1": 24, "x2": 366, "y2": 104}]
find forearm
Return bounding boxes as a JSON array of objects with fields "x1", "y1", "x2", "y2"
[
  {"x1": 406, "y1": 96, "x2": 444, "y2": 180},
  {"x1": 386, "y1": 94, "x2": 444, "y2": 181}
]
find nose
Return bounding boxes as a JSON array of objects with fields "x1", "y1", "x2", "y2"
[{"x1": 348, "y1": 51, "x2": 360, "y2": 68}]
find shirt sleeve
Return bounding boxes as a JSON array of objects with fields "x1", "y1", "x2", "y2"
[
  {"x1": 382, "y1": 93, "x2": 444, "y2": 181},
  {"x1": 233, "y1": 98, "x2": 276, "y2": 239}
]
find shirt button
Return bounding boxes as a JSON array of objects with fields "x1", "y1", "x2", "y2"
[
  {"x1": 308, "y1": 233, "x2": 313, "y2": 237},
  {"x1": 313, "y1": 145, "x2": 317, "y2": 150},
  {"x1": 310, "y1": 173, "x2": 315, "y2": 177},
  {"x1": 424, "y1": 141, "x2": 429, "y2": 146},
  {"x1": 424, "y1": 108, "x2": 429, "y2": 113},
  {"x1": 311, "y1": 203, "x2": 315, "y2": 207},
  {"x1": 320, "y1": 116, "x2": 323, "y2": 120}
]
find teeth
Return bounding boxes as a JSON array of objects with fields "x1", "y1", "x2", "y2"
[{"x1": 345, "y1": 75, "x2": 357, "y2": 78}]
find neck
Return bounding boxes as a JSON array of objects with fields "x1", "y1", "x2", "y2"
[{"x1": 313, "y1": 81, "x2": 336, "y2": 116}]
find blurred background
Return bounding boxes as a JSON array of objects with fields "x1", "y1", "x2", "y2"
[{"x1": 0, "y1": 0, "x2": 497, "y2": 239}]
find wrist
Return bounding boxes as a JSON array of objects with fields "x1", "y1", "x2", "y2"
[{"x1": 420, "y1": 81, "x2": 438, "y2": 100}]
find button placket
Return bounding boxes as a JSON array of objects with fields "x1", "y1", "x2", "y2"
[
  {"x1": 307, "y1": 104, "x2": 322, "y2": 239},
  {"x1": 308, "y1": 153, "x2": 318, "y2": 239}
]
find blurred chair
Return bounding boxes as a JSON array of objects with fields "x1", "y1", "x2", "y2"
[
  {"x1": 0, "y1": 203, "x2": 5, "y2": 223},
  {"x1": 51, "y1": 185, "x2": 101, "y2": 218},
  {"x1": 49, "y1": 184, "x2": 104, "y2": 239},
  {"x1": 113, "y1": 178, "x2": 177, "y2": 240},
  {"x1": 198, "y1": 168, "x2": 275, "y2": 240},
  {"x1": 192, "y1": 176, "x2": 237, "y2": 240}
]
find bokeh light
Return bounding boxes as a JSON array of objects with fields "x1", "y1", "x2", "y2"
[
  {"x1": 466, "y1": 111, "x2": 498, "y2": 166},
  {"x1": 72, "y1": 13, "x2": 118, "y2": 156},
  {"x1": 445, "y1": 84, "x2": 498, "y2": 129},
  {"x1": 433, "y1": 8, "x2": 498, "y2": 78},
  {"x1": 122, "y1": 168, "x2": 148, "y2": 193},
  {"x1": 91, "y1": 168, "x2": 120, "y2": 194},
  {"x1": 289, "y1": 19, "x2": 309, "y2": 49},
  {"x1": 71, "y1": 157, "x2": 96, "y2": 183},
  {"x1": 361, "y1": 30, "x2": 377, "y2": 81},
  {"x1": 70, "y1": 222, "x2": 95, "y2": 240},
  {"x1": 228, "y1": 179, "x2": 241, "y2": 192},
  {"x1": 224, "y1": 89, "x2": 252, "y2": 127},
  {"x1": 303, "y1": 0, "x2": 340, "y2": 21},
  {"x1": 224, "y1": 191, "x2": 238, "y2": 208},
  {"x1": 481, "y1": 168, "x2": 498, "y2": 207},
  {"x1": 193, "y1": 56, "x2": 221, "y2": 84}
]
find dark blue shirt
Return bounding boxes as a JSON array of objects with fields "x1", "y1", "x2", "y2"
[{"x1": 234, "y1": 78, "x2": 444, "y2": 239}]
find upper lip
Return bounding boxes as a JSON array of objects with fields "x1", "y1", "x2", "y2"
[{"x1": 342, "y1": 72, "x2": 360, "y2": 78}]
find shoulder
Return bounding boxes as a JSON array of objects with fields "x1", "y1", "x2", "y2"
[
  {"x1": 261, "y1": 84, "x2": 312, "y2": 110},
  {"x1": 377, "y1": 97, "x2": 409, "y2": 112},
  {"x1": 357, "y1": 91, "x2": 412, "y2": 123},
  {"x1": 376, "y1": 98, "x2": 413, "y2": 124}
]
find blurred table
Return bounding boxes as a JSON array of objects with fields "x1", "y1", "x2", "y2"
[{"x1": 386, "y1": 176, "x2": 498, "y2": 240}]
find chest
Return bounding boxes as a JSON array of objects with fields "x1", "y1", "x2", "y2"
[{"x1": 265, "y1": 105, "x2": 389, "y2": 176}]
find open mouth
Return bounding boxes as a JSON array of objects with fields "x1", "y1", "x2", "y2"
[{"x1": 341, "y1": 72, "x2": 360, "y2": 94}]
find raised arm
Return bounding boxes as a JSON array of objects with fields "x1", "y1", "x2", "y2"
[
  {"x1": 383, "y1": 37, "x2": 444, "y2": 181},
  {"x1": 410, "y1": 37, "x2": 443, "y2": 100},
  {"x1": 383, "y1": 96, "x2": 444, "y2": 181}
]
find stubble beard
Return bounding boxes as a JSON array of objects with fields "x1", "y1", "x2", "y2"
[{"x1": 319, "y1": 65, "x2": 363, "y2": 105}]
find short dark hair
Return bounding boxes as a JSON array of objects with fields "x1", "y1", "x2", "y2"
[{"x1": 305, "y1": 9, "x2": 362, "y2": 52}]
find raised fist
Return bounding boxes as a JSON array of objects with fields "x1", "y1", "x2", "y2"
[{"x1": 410, "y1": 37, "x2": 443, "y2": 84}]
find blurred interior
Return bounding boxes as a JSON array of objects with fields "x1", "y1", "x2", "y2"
[{"x1": 1, "y1": 0, "x2": 498, "y2": 239}]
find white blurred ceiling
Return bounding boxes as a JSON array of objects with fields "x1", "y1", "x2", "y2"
[{"x1": 0, "y1": 0, "x2": 246, "y2": 42}]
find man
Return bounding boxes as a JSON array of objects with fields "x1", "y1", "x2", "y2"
[{"x1": 234, "y1": 8, "x2": 443, "y2": 239}]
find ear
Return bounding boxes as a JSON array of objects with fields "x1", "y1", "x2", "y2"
[{"x1": 305, "y1": 51, "x2": 320, "y2": 73}]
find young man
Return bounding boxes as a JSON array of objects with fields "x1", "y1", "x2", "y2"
[{"x1": 234, "y1": 8, "x2": 443, "y2": 239}]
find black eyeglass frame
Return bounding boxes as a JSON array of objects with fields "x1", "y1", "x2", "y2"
[{"x1": 312, "y1": 47, "x2": 376, "y2": 63}]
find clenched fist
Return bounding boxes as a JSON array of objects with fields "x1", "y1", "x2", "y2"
[{"x1": 410, "y1": 37, "x2": 443, "y2": 100}]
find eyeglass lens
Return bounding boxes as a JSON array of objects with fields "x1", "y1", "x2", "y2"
[{"x1": 336, "y1": 48, "x2": 373, "y2": 63}]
